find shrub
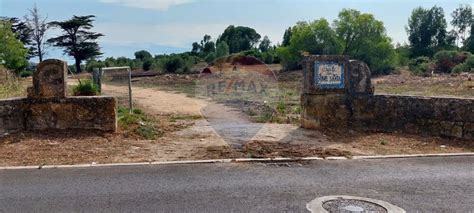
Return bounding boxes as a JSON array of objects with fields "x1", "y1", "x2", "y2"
[
  {"x1": 433, "y1": 50, "x2": 471, "y2": 73},
  {"x1": 408, "y1": 56, "x2": 435, "y2": 76},
  {"x1": 72, "y1": 79, "x2": 99, "y2": 96},
  {"x1": 451, "y1": 55, "x2": 474, "y2": 73},
  {"x1": 85, "y1": 59, "x2": 105, "y2": 73},
  {"x1": 19, "y1": 70, "x2": 32, "y2": 78},
  {"x1": 163, "y1": 56, "x2": 184, "y2": 73},
  {"x1": 117, "y1": 106, "x2": 162, "y2": 140},
  {"x1": 464, "y1": 55, "x2": 474, "y2": 70},
  {"x1": 452, "y1": 63, "x2": 469, "y2": 74},
  {"x1": 142, "y1": 59, "x2": 153, "y2": 71}
]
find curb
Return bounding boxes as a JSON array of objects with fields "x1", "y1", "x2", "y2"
[{"x1": 0, "y1": 152, "x2": 473, "y2": 170}]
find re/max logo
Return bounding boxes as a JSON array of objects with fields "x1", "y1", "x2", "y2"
[{"x1": 206, "y1": 80, "x2": 268, "y2": 96}]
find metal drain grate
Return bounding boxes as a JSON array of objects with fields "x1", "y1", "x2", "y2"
[
  {"x1": 322, "y1": 198, "x2": 387, "y2": 212},
  {"x1": 307, "y1": 195, "x2": 405, "y2": 213}
]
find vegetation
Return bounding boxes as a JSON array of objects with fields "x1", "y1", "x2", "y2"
[
  {"x1": 48, "y1": 15, "x2": 103, "y2": 73},
  {"x1": 406, "y1": 6, "x2": 452, "y2": 58},
  {"x1": 79, "y1": 6, "x2": 472, "y2": 77},
  {"x1": 72, "y1": 79, "x2": 99, "y2": 96},
  {"x1": 118, "y1": 107, "x2": 162, "y2": 140},
  {"x1": 276, "y1": 9, "x2": 396, "y2": 74},
  {"x1": 0, "y1": 20, "x2": 28, "y2": 75},
  {"x1": 0, "y1": 76, "x2": 27, "y2": 99},
  {"x1": 1, "y1": 4, "x2": 473, "y2": 78},
  {"x1": 216, "y1": 25, "x2": 261, "y2": 54}
]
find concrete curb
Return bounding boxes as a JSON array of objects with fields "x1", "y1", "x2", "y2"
[{"x1": 0, "y1": 152, "x2": 472, "y2": 170}]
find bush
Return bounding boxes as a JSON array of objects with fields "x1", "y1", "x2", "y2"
[
  {"x1": 117, "y1": 106, "x2": 162, "y2": 140},
  {"x1": 19, "y1": 70, "x2": 32, "y2": 78},
  {"x1": 163, "y1": 56, "x2": 184, "y2": 73},
  {"x1": 452, "y1": 63, "x2": 469, "y2": 74},
  {"x1": 72, "y1": 80, "x2": 99, "y2": 96},
  {"x1": 142, "y1": 59, "x2": 153, "y2": 71},
  {"x1": 204, "y1": 52, "x2": 216, "y2": 63},
  {"x1": 408, "y1": 56, "x2": 430, "y2": 72},
  {"x1": 452, "y1": 55, "x2": 474, "y2": 73},
  {"x1": 433, "y1": 50, "x2": 471, "y2": 73},
  {"x1": 85, "y1": 60, "x2": 105, "y2": 73},
  {"x1": 464, "y1": 55, "x2": 474, "y2": 70}
]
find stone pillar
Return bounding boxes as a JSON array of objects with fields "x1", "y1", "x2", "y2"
[
  {"x1": 27, "y1": 59, "x2": 67, "y2": 99},
  {"x1": 301, "y1": 55, "x2": 372, "y2": 129}
]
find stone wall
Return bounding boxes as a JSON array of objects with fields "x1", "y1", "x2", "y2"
[
  {"x1": 27, "y1": 97, "x2": 117, "y2": 131},
  {"x1": 0, "y1": 98, "x2": 29, "y2": 134},
  {"x1": 301, "y1": 55, "x2": 474, "y2": 140},
  {"x1": 0, "y1": 59, "x2": 117, "y2": 135}
]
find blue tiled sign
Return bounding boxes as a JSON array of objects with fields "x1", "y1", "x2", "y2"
[{"x1": 314, "y1": 61, "x2": 344, "y2": 89}]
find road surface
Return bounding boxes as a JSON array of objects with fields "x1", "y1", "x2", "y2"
[{"x1": 1, "y1": 156, "x2": 473, "y2": 212}]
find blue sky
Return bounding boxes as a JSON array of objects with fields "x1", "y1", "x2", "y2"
[{"x1": 0, "y1": 0, "x2": 470, "y2": 62}]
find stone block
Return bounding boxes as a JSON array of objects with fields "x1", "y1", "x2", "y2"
[
  {"x1": 0, "y1": 98, "x2": 28, "y2": 134},
  {"x1": 302, "y1": 55, "x2": 349, "y2": 95},
  {"x1": 348, "y1": 60, "x2": 373, "y2": 94},
  {"x1": 28, "y1": 59, "x2": 67, "y2": 98},
  {"x1": 26, "y1": 96, "x2": 117, "y2": 132}
]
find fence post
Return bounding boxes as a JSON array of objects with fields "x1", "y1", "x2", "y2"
[
  {"x1": 92, "y1": 68, "x2": 102, "y2": 93},
  {"x1": 128, "y1": 68, "x2": 133, "y2": 113}
]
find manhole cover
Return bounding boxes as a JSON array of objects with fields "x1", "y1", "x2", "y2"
[
  {"x1": 307, "y1": 195, "x2": 405, "y2": 213},
  {"x1": 323, "y1": 198, "x2": 387, "y2": 212}
]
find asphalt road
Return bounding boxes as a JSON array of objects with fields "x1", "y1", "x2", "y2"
[{"x1": 1, "y1": 156, "x2": 473, "y2": 212}]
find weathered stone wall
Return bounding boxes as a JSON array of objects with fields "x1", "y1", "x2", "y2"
[
  {"x1": 0, "y1": 59, "x2": 117, "y2": 135},
  {"x1": 301, "y1": 55, "x2": 474, "y2": 140},
  {"x1": 27, "y1": 97, "x2": 117, "y2": 131},
  {"x1": 302, "y1": 94, "x2": 474, "y2": 139},
  {"x1": 0, "y1": 98, "x2": 29, "y2": 134}
]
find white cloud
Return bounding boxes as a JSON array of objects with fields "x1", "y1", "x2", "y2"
[{"x1": 99, "y1": 0, "x2": 195, "y2": 11}]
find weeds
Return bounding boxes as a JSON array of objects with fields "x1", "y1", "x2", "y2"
[
  {"x1": 169, "y1": 114, "x2": 203, "y2": 122},
  {"x1": 118, "y1": 106, "x2": 163, "y2": 140},
  {"x1": 0, "y1": 77, "x2": 27, "y2": 98},
  {"x1": 72, "y1": 79, "x2": 99, "y2": 96}
]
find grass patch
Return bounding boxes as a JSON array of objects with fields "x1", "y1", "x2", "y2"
[
  {"x1": 72, "y1": 79, "x2": 99, "y2": 96},
  {"x1": 0, "y1": 76, "x2": 28, "y2": 99},
  {"x1": 169, "y1": 114, "x2": 203, "y2": 122},
  {"x1": 118, "y1": 106, "x2": 163, "y2": 140}
]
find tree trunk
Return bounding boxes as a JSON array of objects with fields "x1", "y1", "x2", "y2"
[
  {"x1": 75, "y1": 58, "x2": 81, "y2": 73},
  {"x1": 37, "y1": 43, "x2": 43, "y2": 62}
]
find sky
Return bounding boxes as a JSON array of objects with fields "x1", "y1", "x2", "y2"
[{"x1": 0, "y1": 0, "x2": 471, "y2": 62}]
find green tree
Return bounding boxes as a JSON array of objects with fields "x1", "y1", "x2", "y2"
[
  {"x1": 0, "y1": 20, "x2": 28, "y2": 74},
  {"x1": 191, "y1": 42, "x2": 201, "y2": 54},
  {"x1": 134, "y1": 50, "x2": 152, "y2": 61},
  {"x1": 406, "y1": 6, "x2": 449, "y2": 57},
  {"x1": 217, "y1": 25, "x2": 261, "y2": 54},
  {"x1": 215, "y1": 41, "x2": 229, "y2": 58},
  {"x1": 395, "y1": 43, "x2": 410, "y2": 66},
  {"x1": 201, "y1": 34, "x2": 215, "y2": 53},
  {"x1": 259, "y1": 36, "x2": 271, "y2": 52},
  {"x1": 85, "y1": 58, "x2": 105, "y2": 72},
  {"x1": 282, "y1": 27, "x2": 292, "y2": 47},
  {"x1": 277, "y1": 19, "x2": 342, "y2": 70},
  {"x1": 451, "y1": 5, "x2": 473, "y2": 47},
  {"x1": 163, "y1": 56, "x2": 184, "y2": 73},
  {"x1": 335, "y1": 9, "x2": 396, "y2": 74},
  {"x1": 47, "y1": 15, "x2": 104, "y2": 73},
  {"x1": 464, "y1": 23, "x2": 474, "y2": 52},
  {"x1": 191, "y1": 35, "x2": 215, "y2": 56},
  {"x1": 0, "y1": 17, "x2": 36, "y2": 59}
]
